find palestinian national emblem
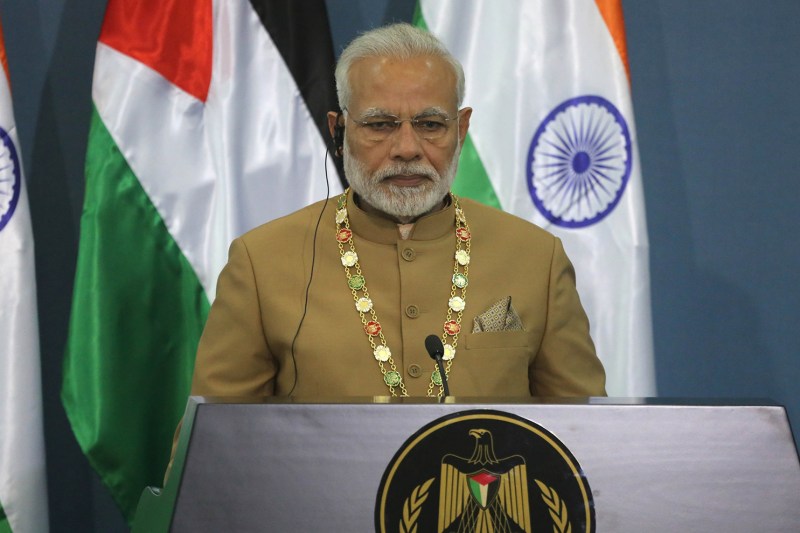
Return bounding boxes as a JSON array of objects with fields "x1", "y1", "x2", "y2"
[
  {"x1": 376, "y1": 410, "x2": 595, "y2": 533},
  {"x1": 440, "y1": 428, "x2": 530, "y2": 531}
]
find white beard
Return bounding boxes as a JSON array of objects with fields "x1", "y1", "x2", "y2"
[{"x1": 343, "y1": 140, "x2": 460, "y2": 219}]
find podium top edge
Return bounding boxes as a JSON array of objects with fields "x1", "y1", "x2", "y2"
[{"x1": 188, "y1": 396, "x2": 782, "y2": 408}]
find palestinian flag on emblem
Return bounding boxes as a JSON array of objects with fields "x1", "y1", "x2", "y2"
[
  {"x1": 468, "y1": 472, "x2": 499, "y2": 508},
  {"x1": 416, "y1": 0, "x2": 656, "y2": 396},
  {"x1": 62, "y1": 0, "x2": 341, "y2": 521}
]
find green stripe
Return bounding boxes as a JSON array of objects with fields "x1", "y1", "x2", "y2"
[
  {"x1": 412, "y1": 0, "x2": 427, "y2": 29},
  {"x1": 452, "y1": 134, "x2": 502, "y2": 209},
  {"x1": 0, "y1": 502, "x2": 11, "y2": 533},
  {"x1": 62, "y1": 106, "x2": 210, "y2": 524},
  {"x1": 414, "y1": 2, "x2": 503, "y2": 210}
]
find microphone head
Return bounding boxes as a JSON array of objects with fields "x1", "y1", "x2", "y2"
[{"x1": 425, "y1": 334, "x2": 445, "y2": 359}]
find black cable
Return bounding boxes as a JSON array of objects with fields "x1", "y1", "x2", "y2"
[{"x1": 287, "y1": 148, "x2": 332, "y2": 396}]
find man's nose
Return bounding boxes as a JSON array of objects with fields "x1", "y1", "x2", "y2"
[{"x1": 389, "y1": 121, "x2": 423, "y2": 160}]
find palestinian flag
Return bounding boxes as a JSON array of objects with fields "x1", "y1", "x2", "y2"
[
  {"x1": 416, "y1": 0, "x2": 655, "y2": 396},
  {"x1": 62, "y1": 0, "x2": 341, "y2": 522}
]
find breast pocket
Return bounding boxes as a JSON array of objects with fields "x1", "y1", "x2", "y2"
[
  {"x1": 464, "y1": 331, "x2": 530, "y2": 350},
  {"x1": 448, "y1": 331, "x2": 533, "y2": 397}
]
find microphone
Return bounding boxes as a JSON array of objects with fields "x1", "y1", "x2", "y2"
[{"x1": 425, "y1": 334, "x2": 450, "y2": 397}]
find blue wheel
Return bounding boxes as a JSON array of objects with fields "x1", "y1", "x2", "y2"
[
  {"x1": 527, "y1": 95, "x2": 631, "y2": 228},
  {"x1": 0, "y1": 126, "x2": 21, "y2": 232}
]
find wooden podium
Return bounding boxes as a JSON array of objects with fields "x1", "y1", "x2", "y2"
[{"x1": 133, "y1": 397, "x2": 800, "y2": 532}]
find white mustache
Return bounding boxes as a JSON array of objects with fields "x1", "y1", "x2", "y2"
[{"x1": 374, "y1": 163, "x2": 439, "y2": 182}]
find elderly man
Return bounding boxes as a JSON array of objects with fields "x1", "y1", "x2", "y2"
[{"x1": 190, "y1": 23, "x2": 605, "y2": 399}]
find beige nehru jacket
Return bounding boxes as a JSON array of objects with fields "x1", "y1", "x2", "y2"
[{"x1": 191, "y1": 189, "x2": 606, "y2": 398}]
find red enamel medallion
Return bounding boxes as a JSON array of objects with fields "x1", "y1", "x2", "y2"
[
  {"x1": 444, "y1": 320, "x2": 461, "y2": 335},
  {"x1": 456, "y1": 227, "x2": 471, "y2": 241},
  {"x1": 365, "y1": 321, "x2": 382, "y2": 336},
  {"x1": 336, "y1": 228, "x2": 352, "y2": 242}
]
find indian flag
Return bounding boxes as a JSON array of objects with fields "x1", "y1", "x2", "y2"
[
  {"x1": 0, "y1": 14, "x2": 50, "y2": 533},
  {"x1": 62, "y1": 0, "x2": 341, "y2": 521},
  {"x1": 416, "y1": 0, "x2": 655, "y2": 396}
]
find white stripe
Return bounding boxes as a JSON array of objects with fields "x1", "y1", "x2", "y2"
[
  {"x1": 0, "y1": 68, "x2": 49, "y2": 532},
  {"x1": 93, "y1": 0, "x2": 341, "y2": 300},
  {"x1": 423, "y1": 0, "x2": 655, "y2": 396}
]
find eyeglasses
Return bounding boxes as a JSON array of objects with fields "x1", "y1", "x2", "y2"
[{"x1": 343, "y1": 108, "x2": 461, "y2": 142}]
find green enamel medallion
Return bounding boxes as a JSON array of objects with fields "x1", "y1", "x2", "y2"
[
  {"x1": 431, "y1": 369, "x2": 443, "y2": 386},
  {"x1": 337, "y1": 195, "x2": 347, "y2": 209},
  {"x1": 384, "y1": 371, "x2": 402, "y2": 387},
  {"x1": 348, "y1": 275, "x2": 365, "y2": 290},
  {"x1": 453, "y1": 273, "x2": 468, "y2": 288}
]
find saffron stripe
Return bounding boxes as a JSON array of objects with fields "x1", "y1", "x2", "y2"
[
  {"x1": 0, "y1": 17, "x2": 8, "y2": 84},
  {"x1": 595, "y1": 0, "x2": 631, "y2": 81}
]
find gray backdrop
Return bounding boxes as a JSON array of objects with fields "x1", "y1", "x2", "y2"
[{"x1": 1, "y1": 0, "x2": 797, "y2": 531}]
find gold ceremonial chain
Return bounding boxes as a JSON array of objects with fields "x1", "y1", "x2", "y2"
[{"x1": 335, "y1": 190, "x2": 471, "y2": 397}]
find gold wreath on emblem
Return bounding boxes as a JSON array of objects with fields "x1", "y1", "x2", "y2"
[
  {"x1": 400, "y1": 477, "x2": 435, "y2": 533},
  {"x1": 535, "y1": 480, "x2": 571, "y2": 533}
]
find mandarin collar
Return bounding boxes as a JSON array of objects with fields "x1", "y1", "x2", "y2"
[{"x1": 345, "y1": 188, "x2": 456, "y2": 244}]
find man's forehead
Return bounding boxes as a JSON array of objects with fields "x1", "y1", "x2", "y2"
[{"x1": 348, "y1": 55, "x2": 458, "y2": 110}]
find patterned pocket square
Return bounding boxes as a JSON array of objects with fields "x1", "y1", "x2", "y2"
[{"x1": 472, "y1": 296, "x2": 524, "y2": 332}]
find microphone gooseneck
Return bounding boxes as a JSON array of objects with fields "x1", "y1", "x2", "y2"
[{"x1": 424, "y1": 334, "x2": 450, "y2": 397}]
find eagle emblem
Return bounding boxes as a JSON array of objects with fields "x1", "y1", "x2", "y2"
[
  {"x1": 438, "y1": 429, "x2": 531, "y2": 533},
  {"x1": 375, "y1": 410, "x2": 594, "y2": 533}
]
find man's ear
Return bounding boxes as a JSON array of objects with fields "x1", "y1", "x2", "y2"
[
  {"x1": 457, "y1": 107, "x2": 472, "y2": 145},
  {"x1": 327, "y1": 111, "x2": 345, "y2": 157},
  {"x1": 327, "y1": 111, "x2": 339, "y2": 139}
]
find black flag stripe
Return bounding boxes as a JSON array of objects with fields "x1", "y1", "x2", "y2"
[{"x1": 249, "y1": 0, "x2": 345, "y2": 183}]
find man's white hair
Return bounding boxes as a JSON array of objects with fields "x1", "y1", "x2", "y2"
[{"x1": 335, "y1": 23, "x2": 465, "y2": 110}]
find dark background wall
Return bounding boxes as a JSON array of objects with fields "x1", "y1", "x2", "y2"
[{"x1": 2, "y1": 1, "x2": 797, "y2": 530}]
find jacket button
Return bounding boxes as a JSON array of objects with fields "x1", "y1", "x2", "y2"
[
  {"x1": 405, "y1": 305, "x2": 419, "y2": 318},
  {"x1": 401, "y1": 248, "x2": 416, "y2": 261},
  {"x1": 408, "y1": 364, "x2": 422, "y2": 378}
]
